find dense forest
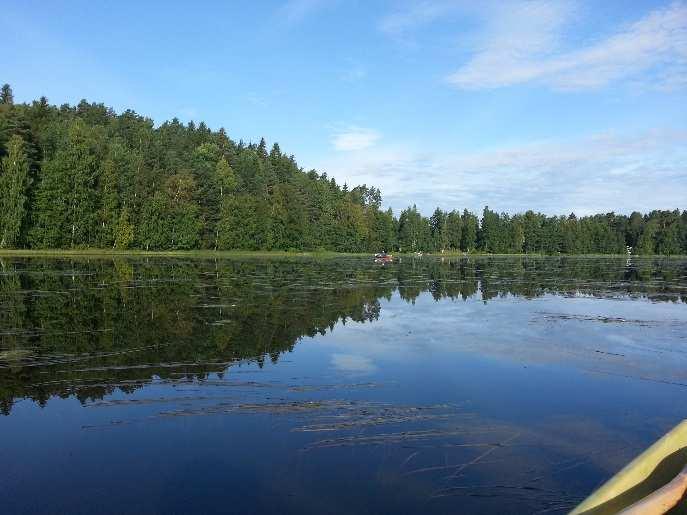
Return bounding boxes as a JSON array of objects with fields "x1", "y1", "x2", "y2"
[{"x1": 0, "y1": 84, "x2": 685, "y2": 255}]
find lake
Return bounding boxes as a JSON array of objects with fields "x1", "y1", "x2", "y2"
[{"x1": 1, "y1": 255, "x2": 686, "y2": 514}]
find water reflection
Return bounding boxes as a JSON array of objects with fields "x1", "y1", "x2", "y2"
[
  {"x1": 1, "y1": 256, "x2": 685, "y2": 414},
  {"x1": 1, "y1": 256, "x2": 687, "y2": 514}
]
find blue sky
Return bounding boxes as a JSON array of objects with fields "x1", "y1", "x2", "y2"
[{"x1": 3, "y1": 0, "x2": 687, "y2": 215}]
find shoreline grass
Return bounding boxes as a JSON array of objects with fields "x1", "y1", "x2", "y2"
[
  {"x1": 0, "y1": 249, "x2": 684, "y2": 260},
  {"x1": 0, "y1": 249, "x2": 348, "y2": 259}
]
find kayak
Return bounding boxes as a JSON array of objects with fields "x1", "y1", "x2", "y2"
[{"x1": 572, "y1": 419, "x2": 687, "y2": 514}]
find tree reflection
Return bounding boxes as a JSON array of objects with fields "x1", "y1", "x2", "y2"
[{"x1": 1, "y1": 256, "x2": 685, "y2": 414}]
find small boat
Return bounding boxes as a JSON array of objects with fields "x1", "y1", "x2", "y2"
[
  {"x1": 572, "y1": 419, "x2": 687, "y2": 514},
  {"x1": 374, "y1": 252, "x2": 393, "y2": 263}
]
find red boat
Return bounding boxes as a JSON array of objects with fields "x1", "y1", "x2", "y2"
[{"x1": 374, "y1": 252, "x2": 393, "y2": 263}]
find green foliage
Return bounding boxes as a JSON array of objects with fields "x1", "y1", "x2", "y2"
[
  {"x1": 139, "y1": 193, "x2": 168, "y2": 250},
  {"x1": 0, "y1": 136, "x2": 31, "y2": 248},
  {"x1": 0, "y1": 84, "x2": 13, "y2": 105},
  {"x1": 138, "y1": 174, "x2": 202, "y2": 250},
  {"x1": 0, "y1": 84, "x2": 684, "y2": 256},
  {"x1": 0, "y1": 256, "x2": 685, "y2": 415},
  {"x1": 636, "y1": 219, "x2": 658, "y2": 255},
  {"x1": 461, "y1": 209, "x2": 478, "y2": 252},
  {"x1": 446, "y1": 210, "x2": 462, "y2": 251},
  {"x1": 30, "y1": 119, "x2": 99, "y2": 248},
  {"x1": 429, "y1": 208, "x2": 448, "y2": 251},
  {"x1": 655, "y1": 210, "x2": 682, "y2": 255},
  {"x1": 98, "y1": 148, "x2": 120, "y2": 247},
  {"x1": 334, "y1": 198, "x2": 368, "y2": 252},
  {"x1": 215, "y1": 157, "x2": 237, "y2": 197},
  {"x1": 217, "y1": 194, "x2": 271, "y2": 250},
  {"x1": 398, "y1": 205, "x2": 430, "y2": 252},
  {"x1": 114, "y1": 207, "x2": 134, "y2": 249}
]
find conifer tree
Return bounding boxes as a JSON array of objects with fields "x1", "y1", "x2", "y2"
[
  {"x1": 214, "y1": 157, "x2": 238, "y2": 249},
  {"x1": 99, "y1": 151, "x2": 120, "y2": 247},
  {"x1": 0, "y1": 84, "x2": 683, "y2": 256},
  {"x1": 636, "y1": 220, "x2": 658, "y2": 255},
  {"x1": 31, "y1": 119, "x2": 99, "y2": 247},
  {"x1": 461, "y1": 209, "x2": 478, "y2": 252},
  {"x1": 429, "y1": 208, "x2": 448, "y2": 251},
  {"x1": 0, "y1": 136, "x2": 31, "y2": 248},
  {"x1": 446, "y1": 210, "x2": 462, "y2": 251},
  {"x1": 257, "y1": 137, "x2": 268, "y2": 160},
  {"x1": 0, "y1": 84, "x2": 13, "y2": 105}
]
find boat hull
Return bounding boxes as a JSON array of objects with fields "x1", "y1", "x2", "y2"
[{"x1": 572, "y1": 419, "x2": 687, "y2": 514}]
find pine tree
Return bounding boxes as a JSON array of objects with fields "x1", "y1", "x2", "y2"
[
  {"x1": 164, "y1": 173, "x2": 201, "y2": 249},
  {"x1": 522, "y1": 210, "x2": 543, "y2": 253},
  {"x1": 626, "y1": 211, "x2": 644, "y2": 250},
  {"x1": 480, "y1": 206, "x2": 502, "y2": 252},
  {"x1": 655, "y1": 211, "x2": 682, "y2": 255},
  {"x1": 140, "y1": 192, "x2": 169, "y2": 250},
  {"x1": 0, "y1": 84, "x2": 13, "y2": 105},
  {"x1": 257, "y1": 137, "x2": 268, "y2": 160},
  {"x1": 559, "y1": 215, "x2": 578, "y2": 254},
  {"x1": 214, "y1": 157, "x2": 238, "y2": 248},
  {"x1": 445, "y1": 210, "x2": 462, "y2": 251},
  {"x1": 429, "y1": 208, "x2": 448, "y2": 251},
  {"x1": 0, "y1": 136, "x2": 31, "y2": 247},
  {"x1": 461, "y1": 209, "x2": 478, "y2": 252},
  {"x1": 636, "y1": 220, "x2": 658, "y2": 255},
  {"x1": 99, "y1": 150, "x2": 120, "y2": 247},
  {"x1": 191, "y1": 143, "x2": 222, "y2": 247},
  {"x1": 398, "y1": 205, "x2": 431, "y2": 252},
  {"x1": 31, "y1": 119, "x2": 99, "y2": 247},
  {"x1": 1, "y1": 89, "x2": 681, "y2": 256}
]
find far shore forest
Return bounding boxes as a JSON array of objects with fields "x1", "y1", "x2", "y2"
[{"x1": 0, "y1": 84, "x2": 685, "y2": 255}]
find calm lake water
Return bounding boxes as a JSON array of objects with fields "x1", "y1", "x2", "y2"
[{"x1": 1, "y1": 256, "x2": 687, "y2": 514}]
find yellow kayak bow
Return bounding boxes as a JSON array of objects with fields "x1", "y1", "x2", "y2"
[{"x1": 572, "y1": 419, "x2": 687, "y2": 514}]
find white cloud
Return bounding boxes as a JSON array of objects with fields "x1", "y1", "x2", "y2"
[
  {"x1": 331, "y1": 353, "x2": 377, "y2": 374},
  {"x1": 379, "y1": 0, "x2": 463, "y2": 36},
  {"x1": 448, "y1": 1, "x2": 687, "y2": 91},
  {"x1": 340, "y1": 61, "x2": 367, "y2": 82},
  {"x1": 278, "y1": 0, "x2": 332, "y2": 24},
  {"x1": 331, "y1": 127, "x2": 381, "y2": 151},
  {"x1": 245, "y1": 92, "x2": 269, "y2": 108},
  {"x1": 314, "y1": 129, "x2": 687, "y2": 216}
]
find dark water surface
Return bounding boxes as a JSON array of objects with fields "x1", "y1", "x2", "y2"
[{"x1": 1, "y1": 256, "x2": 687, "y2": 514}]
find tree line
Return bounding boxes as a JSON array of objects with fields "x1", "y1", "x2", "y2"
[
  {"x1": 399, "y1": 205, "x2": 686, "y2": 255},
  {"x1": 1, "y1": 84, "x2": 685, "y2": 255}
]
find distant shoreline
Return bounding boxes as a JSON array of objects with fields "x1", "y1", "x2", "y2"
[{"x1": 0, "y1": 249, "x2": 684, "y2": 259}]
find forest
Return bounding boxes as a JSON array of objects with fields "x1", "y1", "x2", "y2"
[{"x1": 1, "y1": 84, "x2": 685, "y2": 255}]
